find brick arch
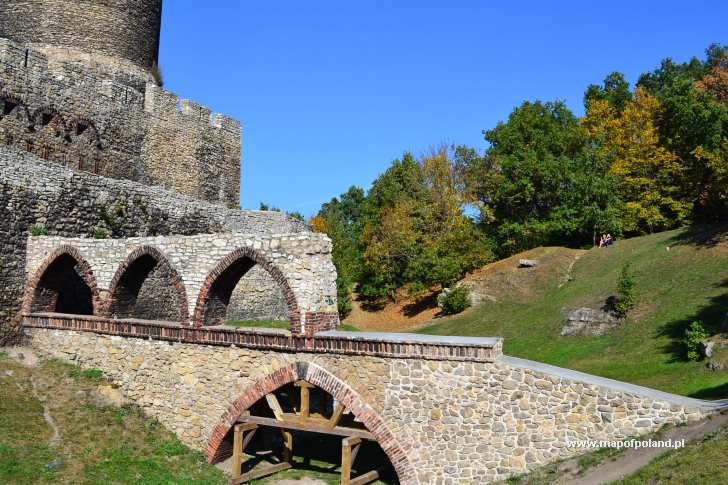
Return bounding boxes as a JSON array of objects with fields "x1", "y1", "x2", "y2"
[
  {"x1": 32, "y1": 106, "x2": 67, "y2": 134},
  {"x1": 205, "y1": 362, "x2": 418, "y2": 484},
  {"x1": 22, "y1": 245, "x2": 101, "y2": 315},
  {"x1": 0, "y1": 95, "x2": 30, "y2": 121},
  {"x1": 192, "y1": 247, "x2": 301, "y2": 328},
  {"x1": 106, "y1": 246, "x2": 189, "y2": 323}
]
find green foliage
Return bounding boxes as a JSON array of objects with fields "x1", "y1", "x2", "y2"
[
  {"x1": 613, "y1": 262, "x2": 637, "y2": 318},
  {"x1": 258, "y1": 202, "x2": 304, "y2": 221},
  {"x1": 69, "y1": 367, "x2": 104, "y2": 380},
  {"x1": 150, "y1": 63, "x2": 164, "y2": 87},
  {"x1": 93, "y1": 228, "x2": 108, "y2": 239},
  {"x1": 30, "y1": 225, "x2": 48, "y2": 237},
  {"x1": 682, "y1": 321, "x2": 710, "y2": 361},
  {"x1": 440, "y1": 287, "x2": 471, "y2": 315}
]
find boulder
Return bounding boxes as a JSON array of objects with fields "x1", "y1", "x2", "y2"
[
  {"x1": 561, "y1": 307, "x2": 618, "y2": 337},
  {"x1": 518, "y1": 259, "x2": 539, "y2": 268}
]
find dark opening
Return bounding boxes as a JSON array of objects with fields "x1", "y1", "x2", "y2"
[
  {"x1": 225, "y1": 383, "x2": 398, "y2": 483},
  {"x1": 41, "y1": 113, "x2": 53, "y2": 126},
  {"x1": 31, "y1": 254, "x2": 93, "y2": 315},
  {"x1": 3, "y1": 100, "x2": 17, "y2": 116},
  {"x1": 111, "y1": 255, "x2": 183, "y2": 321},
  {"x1": 76, "y1": 122, "x2": 88, "y2": 136},
  {"x1": 201, "y1": 257, "x2": 257, "y2": 325}
]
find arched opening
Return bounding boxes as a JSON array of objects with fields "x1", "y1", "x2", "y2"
[
  {"x1": 108, "y1": 248, "x2": 188, "y2": 322},
  {"x1": 206, "y1": 363, "x2": 414, "y2": 484},
  {"x1": 28, "y1": 252, "x2": 95, "y2": 315},
  {"x1": 227, "y1": 265, "x2": 289, "y2": 324},
  {"x1": 194, "y1": 248, "x2": 299, "y2": 328}
]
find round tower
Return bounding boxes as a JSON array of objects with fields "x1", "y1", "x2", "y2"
[{"x1": 0, "y1": 0, "x2": 163, "y2": 70}]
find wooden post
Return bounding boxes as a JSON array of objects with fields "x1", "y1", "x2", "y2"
[
  {"x1": 281, "y1": 430, "x2": 293, "y2": 464},
  {"x1": 341, "y1": 436, "x2": 361, "y2": 485},
  {"x1": 231, "y1": 423, "x2": 258, "y2": 481},
  {"x1": 295, "y1": 381, "x2": 314, "y2": 420}
]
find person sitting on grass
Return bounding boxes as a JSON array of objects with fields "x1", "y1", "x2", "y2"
[{"x1": 604, "y1": 233, "x2": 614, "y2": 246}]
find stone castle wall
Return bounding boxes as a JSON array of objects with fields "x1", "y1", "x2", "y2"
[
  {"x1": 0, "y1": 0, "x2": 163, "y2": 70},
  {"x1": 228, "y1": 265, "x2": 288, "y2": 321},
  {"x1": 26, "y1": 327, "x2": 715, "y2": 484},
  {"x1": 24, "y1": 232, "x2": 339, "y2": 330},
  {"x1": 0, "y1": 36, "x2": 241, "y2": 207},
  {"x1": 0, "y1": 149, "x2": 305, "y2": 338}
]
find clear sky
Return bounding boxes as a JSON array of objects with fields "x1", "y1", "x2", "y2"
[{"x1": 159, "y1": 1, "x2": 727, "y2": 215}]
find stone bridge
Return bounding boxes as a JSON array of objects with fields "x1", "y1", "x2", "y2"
[{"x1": 19, "y1": 235, "x2": 726, "y2": 484}]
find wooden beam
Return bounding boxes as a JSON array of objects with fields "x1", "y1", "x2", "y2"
[
  {"x1": 230, "y1": 462, "x2": 292, "y2": 485},
  {"x1": 238, "y1": 414, "x2": 375, "y2": 440},
  {"x1": 350, "y1": 470, "x2": 380, "y2": 485},
  {"x1": 230, "y1": 423, "x2": 258, "y2": 480},
  {"x1": 281, "y1": 430, "x2": 293, "y2": 464},
  {"x1": 328, "y1": 403, "x2": 345, "y2": 429},
  {"x1": 265, "y1": 393, "x2": 284, "y2": 421},
  {"x1": 295, "y1": 380, "x2": 314, "y2": 419},
  {"x1": 341, "y1": 436, "x2": 362, "y2": 485}
]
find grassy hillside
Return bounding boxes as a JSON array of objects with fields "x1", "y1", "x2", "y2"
[{"x1": 420, "y1": 225, "x2": 728, "y2": 399}]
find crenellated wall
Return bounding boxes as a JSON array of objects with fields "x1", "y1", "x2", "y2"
[{"x1": 0, "y1": 36, "x2": 241, "y2": 207}]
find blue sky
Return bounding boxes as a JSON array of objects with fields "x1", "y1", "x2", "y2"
[{"x1": 159, "y1": 1, "x2": 727, "y2": 215}]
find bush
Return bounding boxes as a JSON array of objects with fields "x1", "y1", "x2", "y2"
[
  {"x1": 30, "y1": 224, "x2": 48, "y2": 236},
  {"x1": 93, "y1": 228, "x2": 108, "y2": 239},
  {"x1": 683, "y1": 321, "x2": 710, "y2": 361},
  {"x1": 613, "y1": 262, "x2": 636, "y2": 317},
  {"x1": 440, "y1": 287, "x2": 471, "y2": 315},
  {"x1": 150, "y1": 63, "x2": 164, "y2": 87}
]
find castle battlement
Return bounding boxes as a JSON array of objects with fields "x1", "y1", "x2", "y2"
[{"x1": 0, "y1": 35, "x2": 242, "y2": 208}]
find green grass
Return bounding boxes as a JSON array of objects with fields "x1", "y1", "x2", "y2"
[
  {"x1": 419, "y1": 225, "x2": 728, "y2": 398},
  {"x1": 0, "y1": 355, "x2": 226, "y2": 484},
  {"x1": 612, "y1": 423, "x2": 728, "y2": 484}
]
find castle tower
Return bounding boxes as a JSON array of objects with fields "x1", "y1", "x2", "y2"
[{"x1": 0, "y1": 0, "x2": 162, "y2": 82}]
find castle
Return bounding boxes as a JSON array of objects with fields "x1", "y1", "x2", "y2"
[
  {"x1": 0, "y1": 0, "x2": 240, "y2": 207},
  {"x1": 1, "y1": 3, "x2": 723, "y2": 484}
]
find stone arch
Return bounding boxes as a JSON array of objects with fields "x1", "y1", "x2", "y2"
[
  {"x1": 205, "y1": 362, "x2": 418, "y2": 484},
  {"x1": 67, "y1": 117, "x2": 101, "y2": 148},
  {"x1": 22, "y1": 245, "x2": 101, "y2": 316},
  {"x1": 106, "y1": 246, "x2": 189, "y2": 323},
  {"x1": 193, "y1": 247, "x2": 301, "y2": 328},
  {"x1": 32, "y1": 106, "x2": 67, "y2": 134}
]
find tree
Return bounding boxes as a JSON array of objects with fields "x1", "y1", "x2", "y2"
[
  {"x1": 584, "y1": 87, "x2": 690, "y2": 233},
  {"x1": 584, "y1": 71, "x2": 633, "y2": 113}
]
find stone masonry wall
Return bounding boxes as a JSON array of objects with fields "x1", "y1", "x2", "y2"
[
  {"x1": 228, "y1": 265, "x2": 288, "y2": 321},
  {"x1": 0, "y1": 149, "x2": 306, "y2": 339},
  {"x1": 0, "y1": 0, "x2": 163, "y2": 71},
  {"x1": 27, "y1": 328, "x2": 713, "y2": 484},
  {"x1": 24, "y1": 232, "x2": 339, "y2": 329},
  {"x1": 0, "y1": 36, "x2": 240, "y2": 206}
]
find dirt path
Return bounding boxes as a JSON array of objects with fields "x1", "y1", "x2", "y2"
[{"x1": 561, "y1": 411, "x2": 728, "y2": 485}]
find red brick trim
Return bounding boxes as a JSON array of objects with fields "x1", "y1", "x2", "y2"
[
  {"x1": 105, "y1": 246, "x2": 190, "y2": 324},
  {"x1": 21, "y1": 245, "x2": 102, "y2": 315},
  {"x1": 192, "y1": 247, "x2": 302, "y2": 330},
  {"x1": 204, "y1": 362, "x2": 418, "y2": 484}
]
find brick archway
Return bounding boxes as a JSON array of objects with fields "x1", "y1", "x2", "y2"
[
  {"x1": 22, "y1": 245, "x2": 101, "y2": 315},
  {"x1": 192, "y1": 247, "x2": 301, "y2": 329},
  {"x1": 106, "y1": 245, "x2": 189, "y2": 323},
  {"x1": 205, "y1": 362, "x2": 418, "y2": 484}
]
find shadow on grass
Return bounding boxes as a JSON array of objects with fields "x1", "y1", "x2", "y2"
[
  {"x1": 689, "y1": 381, "x2": 728, "y2": 400},
  {"x1": 668, "y1": 223, "x2": 728, "y2": 249},
  {"x1": 402, "y1": 291, "x2": 438, "y2": 317},
  {"x1": 657, "y1": 278, "x2": 728, "y2": 363}
]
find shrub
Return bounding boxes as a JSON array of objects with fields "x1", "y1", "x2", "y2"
[
  {"x1": 613, "y1": 262, "x2": 636, "y2": 317},
  {"x1": 93, "y1": 228, "x2": 108, "y2": 239},
  {"x1": 683, "y1": 321, "x2": 710, "y2": 361},
  {"x1": 151, "y1": 63, "x2": 164, "y2": 87},
  {"x1": 440, "y1": 287, "x2": 471, "y2": 315},
  {"x1": 30, "y1": 224, "x2": 48, "y2": 236}
]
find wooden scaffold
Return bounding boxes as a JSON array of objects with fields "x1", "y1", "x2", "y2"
[{"x1": 229, "y1": 380, "x2": 383, "y2": 485}]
